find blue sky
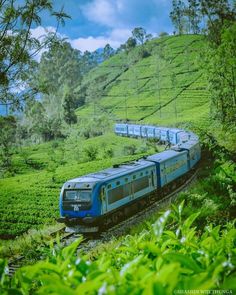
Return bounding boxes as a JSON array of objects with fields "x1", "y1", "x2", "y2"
[{"x1": 31, "y1": 0, "x2": 173, "y2": 52}]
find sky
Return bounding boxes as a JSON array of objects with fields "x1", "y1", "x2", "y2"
[{"x1": 31, "y1": 0, "x2": 173, "y2": 53}]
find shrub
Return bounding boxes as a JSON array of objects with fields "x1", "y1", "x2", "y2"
[
  {"x1": 84, "y1": 146, "x2": 98, "y2": 161},
  {"x1": 103, "y1": 148, "x2": 114, "y2": 159},
  {"x1": 123, "y1": 144, "x2": 137, "y2": 155}
]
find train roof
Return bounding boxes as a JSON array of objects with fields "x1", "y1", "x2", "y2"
[
  {"x1": 64, "y1": 159, "x2": 154, "y2": 186},
  {"x1": 171, "y1": 140, "x2": 199, "y2": 151},
  {"x1": 147, "y1": 150, "x2": 187, "y2": 163}
]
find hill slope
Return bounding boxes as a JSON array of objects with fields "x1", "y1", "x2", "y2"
[{"x1": 76, "y1": 35, "x2": 210, "y2": 128}]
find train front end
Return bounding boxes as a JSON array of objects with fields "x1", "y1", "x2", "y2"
[{"x1": 58, "y1": 176, "x2": 101, "y2": 232}]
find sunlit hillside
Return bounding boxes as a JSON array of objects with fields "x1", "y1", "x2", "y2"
[{"x1": 76, "y1": 34, "x2": 210, "y2": 128}]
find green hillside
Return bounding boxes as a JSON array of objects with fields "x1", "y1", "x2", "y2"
[
  {"x1": 0, "y1": 34, "x2": 211, "y2": 240},
  {"x1": 76, "y1": 34, "x2": 210, "y2": 128}
]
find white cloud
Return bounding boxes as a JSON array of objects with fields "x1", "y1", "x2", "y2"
[
  {"x1": 29, "y1": 26, "x2": 57, "y2": 61},
  {"x1": 30, "y1": 26, "x2": 56, "y2": 40},
  {"x1": 29, "y1": 25, "x2": 131, "y2": 56},
  {"x1": 70, "y1": 28, "x2": 131, "y2": 52},
  {"x1": 81, "y1": 0, "x2": 118, "y2": 28}
]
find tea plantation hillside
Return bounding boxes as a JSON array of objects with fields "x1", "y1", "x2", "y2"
[
  {"x1": 76, "y1": 34, "x2": 210, "y2": 128},
  {"x1": 0, "y1": 34, "x2": 211, "y2": 240}
]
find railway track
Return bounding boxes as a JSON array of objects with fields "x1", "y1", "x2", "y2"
[{"x1": 7, "y1": 168, "x2": 199, "y2": 277}]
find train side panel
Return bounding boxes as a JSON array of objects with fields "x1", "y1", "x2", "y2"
[
  {"x1": 168, "y1": 129, "x2": 188, "y2": 145},
  {"x1": 115, "y1": 124, "x2": 128, "y2": 136},
  {"x1": 147, "y1": 150, "x2": 189, "y2": 187},
  {"x1": 127, "y1": 124, "x2": 141, "y2": 137},
  {"x1": 185, "y1": 141, "x2": 201, "y2": 168},
  {"x1": 103, "y1": 164, "x2": 157, "y2": 213},
  {"x1": 160, "y1": 128, "x2": 169, "y2": 142},
  {"x1": 154, "y1": 128, "x2": 161, "y2": 139}
]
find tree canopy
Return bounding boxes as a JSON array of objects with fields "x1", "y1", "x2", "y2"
[{"x1": 0, "y1": 0, "x2": 69, "y2": 109}]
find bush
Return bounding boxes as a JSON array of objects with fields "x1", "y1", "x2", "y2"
[
  {"x1": 3, "y1": 206, "x2": 236, "y2": 294},
  {"x1": 123, "y1": 144, "x2": 137, "y2": 155},
  {"x1": 84, "y1": 146, "x2": 98, "y2": 161},
  {"x1": 103, "y1": 148, "x2": 114, "y2": 159}
]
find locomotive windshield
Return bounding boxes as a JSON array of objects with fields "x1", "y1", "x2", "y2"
[{"x1": 64, "y1": 190, "x2": 91, "y2": 202}]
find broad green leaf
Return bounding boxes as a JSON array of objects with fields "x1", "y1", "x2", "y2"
[
  {"x1": 163, "y1": 253, "x2": 202, "y2": 273},
  {"x1": 182, "y1": 212, "x2": 200, "y2": 231},
  {"x1": 62, "y1": 237, "x2": 83, "y2": 260}
]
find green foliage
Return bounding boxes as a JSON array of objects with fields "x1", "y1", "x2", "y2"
[
  {"x1": 170, "y1": 0, "x2": 187, "y2": 34},
  {"x1": 84, "y1": 145, "x2": 98, "y2": 161},
  {"x1": 132, "y1": 27, "x2": 152, "y2": 45},
  {"x1": 206, "y1": 23, "x2": 236, "y2": 124},
  {"x1": 178, "y1": 160, "x2": 236, "y2": 227},
  {"x1": 103, "y1": 44, "x2": 115, "y2": 60},
  {"x1": 123, "y1": 144, "x2": 137, "y2": 155},
  {"x1": 0, "y1": 116, "x2": 17, "y2": 176},
  {"x1": 0, "y1": 0, "x2": 69, "y2": 108},
  {"x1": 77, "y1": 34, "x2": 211, "y2": 127},
  {"x1": 2, "y1": 207, "x2": 235, "y2": 294}
]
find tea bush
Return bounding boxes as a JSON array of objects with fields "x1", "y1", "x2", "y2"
[{"x1": 1, "y1": 204, "x2": 235, "y2": 294}]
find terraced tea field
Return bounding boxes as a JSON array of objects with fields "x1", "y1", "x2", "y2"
[{"x1": 76, "y1": 35, "x2": 210, "y2": 128}]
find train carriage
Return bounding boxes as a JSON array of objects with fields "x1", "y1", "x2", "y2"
[
  {"x1": 154, "y1": 127, "x2": 161, "y2": 140},
  {"x1": 172, "y1": 141, "x2": 201, "y2": 169},
  {"x1": 147, "y1": 150, "x2": 189, "y2": 187},
  {"x1": 168, "y1": 128, "x2": 189, "y2": 145},
  {"x1": 127, "y1": 124, "x2": 142, "y2": 137},
  {"x1": 140, "y1": 125, "x2": 155, "y2": 138},
  {"x1": 160, "y1": 127, "x2": 170, "y2": 143},
  {"x1": 59, "y1": 160, "x2": 157, "y2": 227},
  {"x1": 115, "y1": 123, "x2": 128, "y2": 136}
]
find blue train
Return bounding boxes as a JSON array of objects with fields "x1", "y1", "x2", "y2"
[{"x1": 58, "y1": 124, "x2": 201, "y2": 232}]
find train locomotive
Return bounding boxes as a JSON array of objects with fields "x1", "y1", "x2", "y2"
[{"x1": 58, "y1": 124, "x2": 201, "y2": 232}]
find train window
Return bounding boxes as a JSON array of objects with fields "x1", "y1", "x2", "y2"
[
  {"x1": 108, "y1": 183, "x2": 131, "y2": 205},
  {"x1": 140, "y1": 172, "x2": 143, "y2": 176},
  {"x1": 116, "y1": 181, "x2": 120, "y2": 186},
  {"x1": 125, "y1": 178, "x2": 129, "y2": 182},
  {"x1": 107, "y1": 184, "x2": 111, "y2": 189},
  {"x1": 133, "y1": 175, "x2": 136, "y2": 180},
  {"x1": 133, "y1": 176, "x2": 149, "y2": 193},
  {"x1": 146, "y1": 171, "x2": 149, "y2": 175}
]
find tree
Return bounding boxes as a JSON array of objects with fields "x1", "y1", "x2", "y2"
[
  {"x1": 207, "y1": 23, "x2": 236, "y2": 124},
  {"x1": 103, "y1": 44, "x2": 114, "y2": 60},
  {"x1": 0, "y1": 116, "x2": 17, "y2": 173},
  {"x1": 200, "y1": 0, "x2": 235, "y2": 45},
  {"x1": 125, "y1": 37, "x2": 137, "y2": 53},
  {"x1": 186, "y1": 0, "x2": 201, "y2": 34},
  {"x1": 159, "y1": 32, "x2": 169, "y2": 37},
  {"x1": 81, "y1": 51, "x2": 99, "y2": 74},
  {"x1": 132, "y1": 27, "x2": 151, "y2": 45},
  {"x1": 36, "y1": 39, "x2": 82, "y2": 94},
  {"x1": 170, "y1": 0, "x2": 186, "y2": 35},
  {"x1": 0, "y1": 0, "x2": 69, "y2": 110},
  {"x1": 62, "y1": 90, "x2": 78, "y2": 125}
]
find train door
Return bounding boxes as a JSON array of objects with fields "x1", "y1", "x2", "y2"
[{"x1": 100, "y1": 186, "x2": 107, "y2": 214}]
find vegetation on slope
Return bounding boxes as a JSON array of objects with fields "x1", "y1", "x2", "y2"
[
  {"x1": 76, "y1": 35, "x2": 211, "y2": 127},
  {"x1": 1, "y1": 201, "x2": 235, "y2": 294}
]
